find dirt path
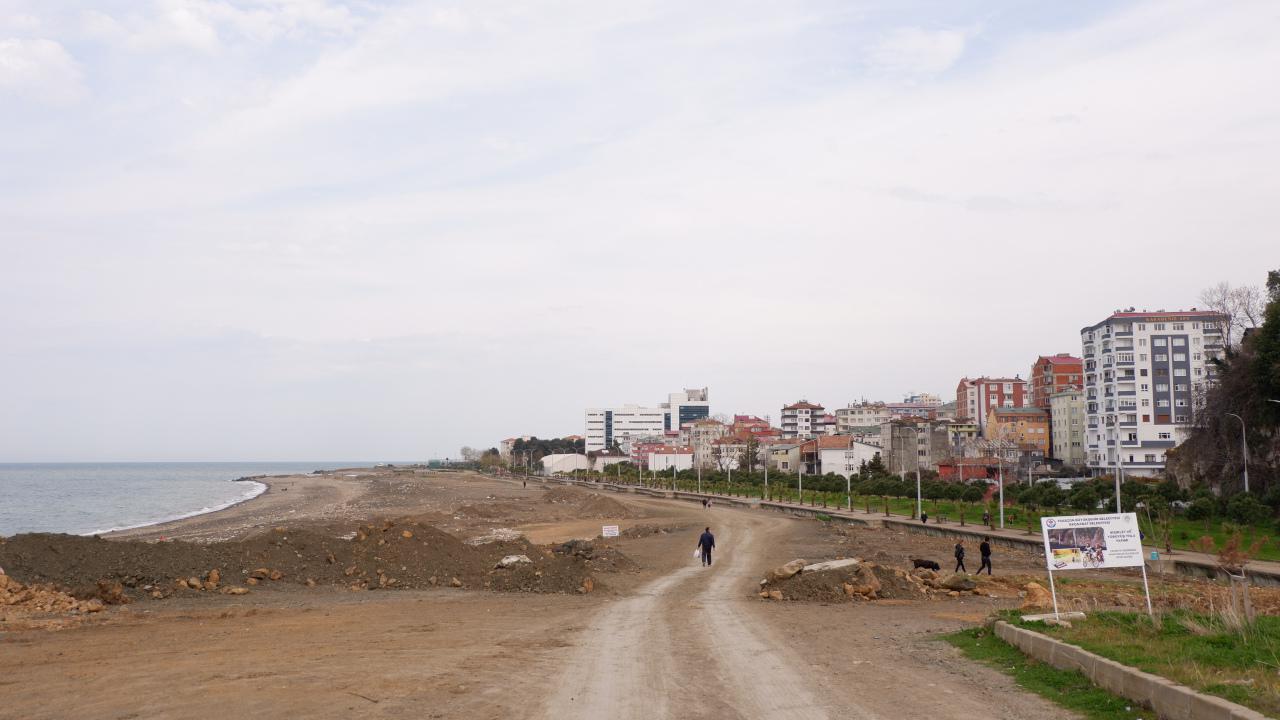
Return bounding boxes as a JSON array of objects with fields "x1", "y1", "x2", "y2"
[{"x1": 542, "y1": 505, "x2": 1066, "y2": 719}]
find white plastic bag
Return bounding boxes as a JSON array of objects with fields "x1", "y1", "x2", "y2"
[{"x1": 693, "y1": 547, "x2": 701, "y2": 559}]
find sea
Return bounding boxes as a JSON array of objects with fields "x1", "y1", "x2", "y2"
[{"x1": 0, "y1": 462, "x2": 378, "y2": 537}]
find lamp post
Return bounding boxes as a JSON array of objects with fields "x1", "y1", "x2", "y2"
[{"x1": 1225, "y1": 413, "x2": 1250, "y2": 493}]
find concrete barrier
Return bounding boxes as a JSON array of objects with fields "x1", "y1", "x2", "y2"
[{"x1": 993, "y1": 621, "x2": 1269, "y2": 720}]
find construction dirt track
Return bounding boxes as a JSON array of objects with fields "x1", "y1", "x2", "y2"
[{"x1": 1, "y1": 470, "x2": 1086, "y2": 719}]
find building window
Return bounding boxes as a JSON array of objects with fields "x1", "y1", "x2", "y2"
[
  {"x1": 1174, "y1": 368, "x2": 1187, "y2": 377},
  {"x1": 1172, "y1": 323, "x2": 1184, "y2": 330},
  {"x1": 1173, "y1": 338, "x2": 1186, "y2": 346},
  {"x1": 1154, "y1": 338, "x2": 1167, "y2": 347},
  {"x1": 1154, "y1": 323, "x2": 1166, "y2": 331},
  {"x1": 1155, "y1": 354, "x2": 1168, "y2": 362},
  {"x1": 1158, "y1": 432, "x2": 1172, "y2": 439}
]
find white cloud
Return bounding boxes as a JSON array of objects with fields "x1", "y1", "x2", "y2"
[
  {"x1": 866, "y1": 26, "x2": 972, "y2": 75},
  {"x1": 0, "y1": 36, "x2": 83, "y2": 102}
]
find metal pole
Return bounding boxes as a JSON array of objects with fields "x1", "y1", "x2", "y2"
[
  {"x1": 1047, "y1": 568, "x2": 1061, "y2": 621},
  {"x1": 1226, "y1": 413, "x2": 1249, "y2": 493},
  {"x1": 1139, "y1": 562, "x2": 1154, "y2": 618},
  {"x1": 998, "y1": 456, "x2": 1005, "y2": 529},
  {"x1": 697, "y1": 463, "x2": 702, "y2": 494}
]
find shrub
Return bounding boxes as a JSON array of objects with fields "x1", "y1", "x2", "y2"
[
  {"x1": 1226, "y1": 494, "x2": 1272, "y2": 526},
  {"x1": 1186, "y1": 497, "x2": 1217, "y2": 522}
]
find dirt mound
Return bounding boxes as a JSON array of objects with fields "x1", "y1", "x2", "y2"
[
  {"x1": 0, "y1": 573, "x2": 106, "y2": 621},
  {"x1": 763, "y1": 561, "x2": 934, "y2": 602},
  {"x1": 0, "y1": 518, "x2": 636, "y2": 603},
  {"x1": 540, "y1": 487, "x2": 638, "y2": 519}
]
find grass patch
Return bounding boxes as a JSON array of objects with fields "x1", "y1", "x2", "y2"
[
  {"x1": 1012, "y1": 611, "x2": 1280, "y2": 717},
  {"x1": 945, "y1": 627, "x2": 1141, "y2": 720}
]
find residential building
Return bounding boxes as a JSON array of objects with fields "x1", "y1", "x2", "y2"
[
  {"x1": 540, "y1": 454, "x2": 591, "y2": 475},
  {"x1": 836, "y1": 402, "x2": 891, "y2": 433},
  {"x1": 807, "y1": 435, "x2": 882, "y2": 479},
  {"x1": 1030, "y1": 354, "x2": 1084, "y2": 409},
  {"x1": 730, "y1": 415, "x2": 781, "y2": 442},
  {"x1": 955, "y1": 376, "x2": 1029, "y2": 430},
  {"x1": 584, "y1": 388, "x2": 709, "y2": 452},
  {"x1": 886, "y1": 402, "x2": 939, "y2": 420},
  {"x1": 780, "y1": 401, "x2": 825, "y2": 439},
  {"x1": 708, "y1": 436, "x2": 744, "y2": 471},
  {"x1": 818, "y1": 413, "x2": 838, "y2": 435},
  {"x1": 688, "y1": 418, "x2": 729, "y2": 469},
  {"x1": 767, "y1": 442, "x2": 804, "y2": 473},
  {"x1": 942, "y1": 420, "x2": 981, "y2": 454},
  {"x1": 903, "y1": 392, "x2": 943, "y2": 406},
  {"x1": 881, "y1": 420, "x2": 951, "y2": 474},
  {"x1": 985, "y1": 406, "x2": 1050, "y2": 458},
  {"x1": 1081, "y1": 308, "x2": 1227, "y2": 477},
  {"x1": 1049, "y1": 389, "x2": 1086, "y2": 467}
]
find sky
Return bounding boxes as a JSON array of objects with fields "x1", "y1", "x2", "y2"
[{"x1": 1, "y1": 0, "x2": 1277, "y2": 462}]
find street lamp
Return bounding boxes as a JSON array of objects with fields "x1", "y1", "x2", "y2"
[{"x1": 1225, "y1": 413, "x2": 1250, "y2": 493}]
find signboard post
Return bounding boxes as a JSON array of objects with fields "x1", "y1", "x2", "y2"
[{"x1": 1040, "y1": 513, "x2": 1152, "y2": 619}]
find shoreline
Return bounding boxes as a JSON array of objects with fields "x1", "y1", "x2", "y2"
[{"x1": 81, "y1": 478, "x2": 269, "y2": 537}]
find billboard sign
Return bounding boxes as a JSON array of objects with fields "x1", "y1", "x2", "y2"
[{"x1": 1041, "y1": 513, "x2": 1145, "y2": 571}]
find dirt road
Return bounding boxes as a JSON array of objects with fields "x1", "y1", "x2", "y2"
[{"x1": 543, "y1": 505, "x2": 1066, "y2": 720}]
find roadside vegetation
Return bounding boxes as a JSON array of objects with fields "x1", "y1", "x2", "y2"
[
  {"x1": 1004, "y1": 610, "x2": 1280, "y2": 717},
  {"x1": 944, "y1": 626, "x2": 1141, "y2": 720}
]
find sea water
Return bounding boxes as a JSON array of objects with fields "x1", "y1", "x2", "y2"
[{"x1": 0, "y1": 462, "x2": 375, "y2": 536}]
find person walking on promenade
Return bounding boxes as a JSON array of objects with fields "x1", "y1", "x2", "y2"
[
  {"x1": 920, "y1": 511, "x2": 928, "y2": 524},
  {"x1": 982, "y1": 510, "x2": 991, "y2": 528},
  {"x1": 978, "y1": 537, "x2": 993, "y2": 575},
  {"x1": 954, "y1": 540, "x2": 967, "y2": 573},
  {"x1": 697, "y1": 527, "x2": 716, "y2": 567}
]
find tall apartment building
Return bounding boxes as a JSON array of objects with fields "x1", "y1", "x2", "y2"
[
  {"x1": 1081, "y1": 309, "x2": 1227, "y2": 477},
  {"x1": 1049, "y1": 389, "x2": 1086, "y2": 467},
  {"x1": 584, "y1": 387, "x2": 709, "y2": 452},
  {"x1": 1030, "y1": 354, "x2": 1084, "y2": 408},
  {"x1": 985, "y1": 406, "x2": 1050, "y2": 459},
  {"x1": 780, "y1": 401, "x2": 824, "y2": 439},
  {"x1": 955, "y1": 376, "x2": 1029, "y2": 430},
  {"x1": 880, "y1": 419, "x2": 951, "y2": 474}
]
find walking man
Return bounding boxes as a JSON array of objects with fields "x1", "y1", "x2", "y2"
[
  {"x1": 954, "y1": 540, "x2": 967, "y2": 573},
  {"x1": 920, "y1": 511, "x2": 928, "y2": 524},
  {"x1": 982, "y1": 510, "x2": 991, "y2": 528},
  {"x1": 697, "y1": 526, "x2": 716, "y2": 567},
  {"x1": 978, "y1": 536, "x2": 992, "y2": 575}
]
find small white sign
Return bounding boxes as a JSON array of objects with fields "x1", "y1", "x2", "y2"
[
  {"x1": 602, "y1": 525, "x2": 619, "y2": 538},
  {"x1": 1041, "y1": 513, "x2": 1145, "y2": 571}
]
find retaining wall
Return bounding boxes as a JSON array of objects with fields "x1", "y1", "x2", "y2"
[{"x1": 993, "y1": 621, "x2": 1269, "y2": 720}]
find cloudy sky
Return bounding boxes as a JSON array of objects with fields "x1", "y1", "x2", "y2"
[{"x1": 2, "y1": 0, "x2": 1276, "y2": 462}]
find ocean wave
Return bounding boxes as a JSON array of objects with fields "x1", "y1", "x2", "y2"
[{"x1": 79, "y1": 480, "x2": 268, "y2": 536}]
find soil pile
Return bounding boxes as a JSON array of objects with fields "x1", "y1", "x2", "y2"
[
  {"x1": 0, "y1": 518, "x2": 635, "y2": 603},
  {"x1": 768, "y1": 562, "x2": 934, "y2": 602},
  {"x1": 541, "y1": 488, "x2": 639, "y2": 519},
  {"x1": 0, "y1": 572, "x2": 107, "y2": 619}
]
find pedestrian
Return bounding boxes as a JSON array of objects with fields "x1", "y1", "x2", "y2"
[
  {"x1": 982, "y1": 510, "x2": 991, "y2": 527},
  {"x1": 920, "y1": 511, "x2": 928, "y2": 524},
  {"x1": 697, "y1": 527, "x2": 716, "y2": 567},
  {"x1": 954, "y1": 540, "x2": 967, "y2": 573},
  {"x1": 979, "y1": 537, "x2": 992, "y2": 575}
]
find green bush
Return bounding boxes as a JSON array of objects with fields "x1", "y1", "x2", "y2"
[
  {"x1": 1186, "y1": 496, "x2": 1216, "y2": 521},
  {"x1": 1226, "y1": 493, "x2": 1271, "y2": 525}
]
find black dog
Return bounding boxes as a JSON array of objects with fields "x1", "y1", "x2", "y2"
[{"x1": 911, "y1": 558, "x2": 941, "y2": 571}]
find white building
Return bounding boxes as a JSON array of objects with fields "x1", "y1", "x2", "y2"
[
  {"x1": 814, "y1": 436, "x2": 882, "y2": 479},
  {"x1": 584, "y1": 388, "x2": 709, "y2": 453},
  {"x1": 1048, "y1": 389, "x2": 1086, "y2": 468},
  {"x1": 780, "y1": 400, "x2": 824, "y2": 439},
  {"x1": 540, "y1": 453, "x2": 591, "y2": 475},
  {"x1": 836, "y1": 402, "x2": 891, "y2": 433},
  {"x1": 1081, "y1": 309, "x2": 1227, "y2": 477},
  {"x1": 647, "y1": 446, "x2": 694, "y2": 472}
]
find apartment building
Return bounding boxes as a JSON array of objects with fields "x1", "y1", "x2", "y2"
[
  {"x1": 780, "y1": 401, "x2": 825, "y2": 439},
  {"x1": 985, "y1": 406, "x2": 1050, "y2": 458},
  {"x1": 1049, "y1": 389, "x2": 1086, "y2": 467},
  {"x1": 955, "y1": 376, "x2": 1029, "y2": 430},
  {"x1": 1030, "y1": 354, "x2": 1084, "y2": 409},
  {"x1": 807, "y1": 435, "x2": 882, "y2": 479},
  {"x1": 880, "y1": 420, "x2": 951, "y2": 474},
  {"x1": 584, "y1": 388, "x2": 709, "y2": 452},
  {"x1": 1082, "y1": 309, "x2": 1226, "y2": 477},
  {"x1": 836, "y1": 402, "x2": 892, "y2": 432}
]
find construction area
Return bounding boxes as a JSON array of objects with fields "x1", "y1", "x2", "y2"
[{"x1": 2, "y1": 468, "x2": 1277, "y2": 719}]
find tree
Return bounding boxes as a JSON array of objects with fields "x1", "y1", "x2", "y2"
[
  {"x1": 1200, "y1": 280, "x2": 1266, "y2": 349},
  {"x1": 1069, "y1": 485, "x2": 1099, "y2": 512},
  {"x1": 459, "y1": 446, "x2": 481, "y2": 462}
]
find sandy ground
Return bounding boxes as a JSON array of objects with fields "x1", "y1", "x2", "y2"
[{"x1": 0, "y1": 471, "x2": 1075, "y2": 720}]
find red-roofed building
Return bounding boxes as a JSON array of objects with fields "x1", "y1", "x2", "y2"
[
  {"x1": 1030, "y1": 353, "x2": 1083, "y2": 409},
  {"x1": 781, "y1": 400, "x2": 825, "y2": 439},
  {"x1": 955, "y1": 377, "x2": 1028, "y2": 430}
]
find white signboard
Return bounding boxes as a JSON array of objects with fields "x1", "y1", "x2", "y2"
[
  {"x1": 602, "y1": 525, "x2": 620, "y2": 538},
  {"x1": 1041, "y1": 513, "x2": 1145, "y2": 571}
]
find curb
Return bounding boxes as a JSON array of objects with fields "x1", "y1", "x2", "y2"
[{"x1": 992, "y1": 620, "x2": 1270, "y2": 720}]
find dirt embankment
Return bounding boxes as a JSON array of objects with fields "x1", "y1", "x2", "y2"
[
  {"x1": 0, "y1": 517, "x2": 636, "y2": 609},
  {"x1": 542, "y1": 488, "x2": 639, "y2": 519}
]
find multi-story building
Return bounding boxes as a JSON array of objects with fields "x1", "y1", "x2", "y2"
[
  {"x1": 688, "y1": 418, "x2": 729, "y2": 469},
  {"x1": 1030, "y1": 354, "x2": 1084, "y2": 409},
  {"x1": 880, "y1": 420, "x2": 951, "y2": 474},
  {"x1": 886, "y1": 402, "x2": 939, "y2": 420},
  {"x1": 985, "y1": 406, "x2": 1050, "y2": 458},
  {"x1": 1049, "y1": 389, "x2": 1086, "y2": 467},
  {"x1": 768, "y1": 442, "x2": 804, "y2": 473},
  {"x1": 903, "y1": 392, "x2": 943, "y2": 406},
  {"x1": 780, "y1": 401, "x2": 825, "y2": 439},
  {"x1": 836, "y1": 402, "x2": 891, "y2": 433},
  {"x1": 647, "y1": 445, "x2": 694, "y2": 472},
  {"x1": 955, "y1": 376, "x2": 1029, "y2": 430},
  {"x1": 1081, "y1": 309, "x2": 1227, "y2": 477},
  {"x1": 807, "y1": 435, "x2": 883, "y2": 479},
  {"x1": 584, "y1": 388, "x2": 709, "y2": 452}
]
